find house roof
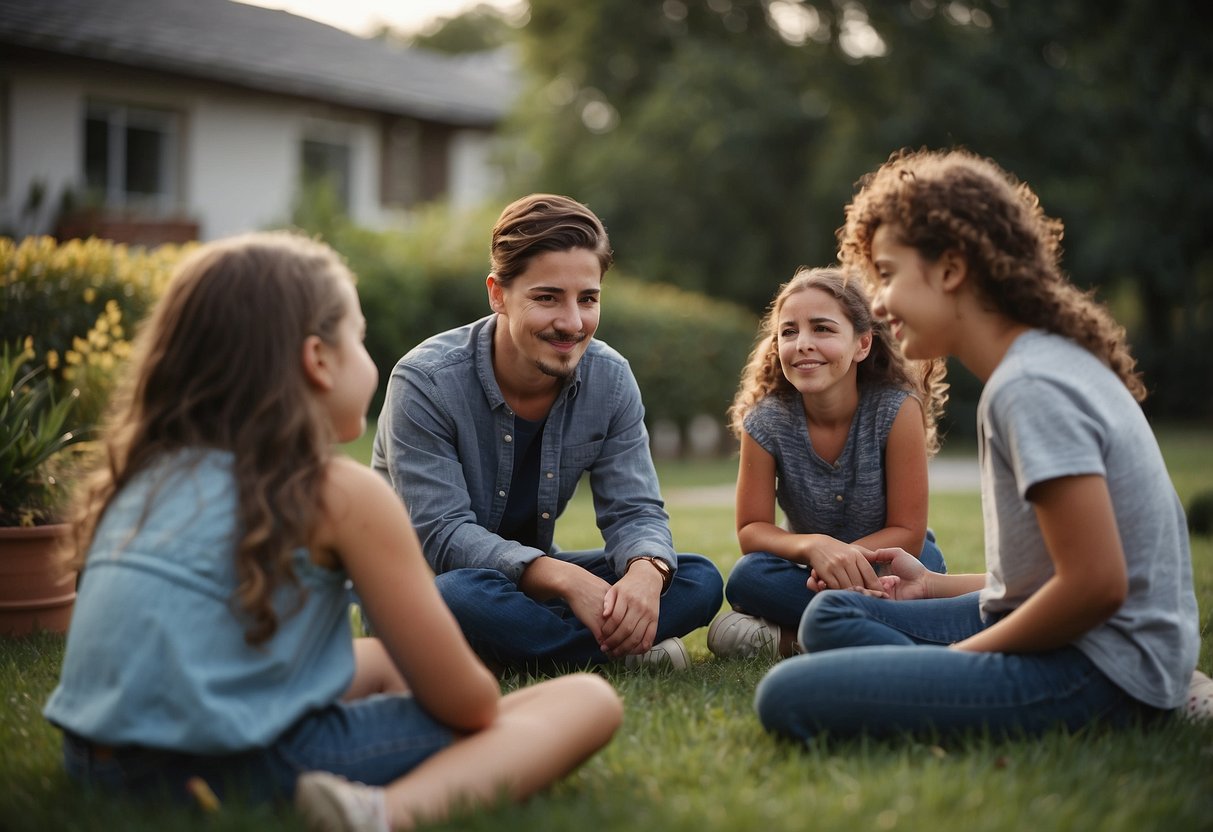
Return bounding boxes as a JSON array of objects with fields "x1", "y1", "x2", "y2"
[{"x1": 0, "y1": 0, "x2": 517, "y2": 126}]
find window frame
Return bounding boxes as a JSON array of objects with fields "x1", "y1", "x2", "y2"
[
  {"x1": 83, "y1": 99, "x2": 182, "y2": 213},
  {"x1": 300, "y1": 119, "x2": 356, "y2": 215}
]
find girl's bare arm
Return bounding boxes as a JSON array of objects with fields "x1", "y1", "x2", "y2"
[{"x1": 320, "y1": 457, "x2": 500, "y2": 731}]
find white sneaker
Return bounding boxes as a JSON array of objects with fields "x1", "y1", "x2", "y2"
[
  {"x1": 296, "y1": 771, "x2": 389, "y2": 832},
  {"x1": 1185, "y1": 669, "x2": 1213, "y2": 722},
  {"x1": 707, "y1": 610, "x2": 779, "y2": 659},
  {"x1": 624, "y1": 636, "x2": 690, "y2": 670}
]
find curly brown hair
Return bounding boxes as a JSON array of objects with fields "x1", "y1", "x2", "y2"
[
  {"x1": 728, "y1": 266, "x2": 946, "y2": 455},
  {"x1": 68, "y1": 232, "x2": 354, "y2": 646},
  {"x1": 837, "y1": 148, "x2": 1145, "y2": 400}
]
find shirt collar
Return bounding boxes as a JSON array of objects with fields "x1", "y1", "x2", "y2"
[{"x1": 475, "y1": 315, "x2": 583, "y2": 410}]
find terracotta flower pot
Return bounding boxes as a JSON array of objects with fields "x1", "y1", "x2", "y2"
[{"x1": 0, "y1": 524, "x2": 76, "y2": 636}]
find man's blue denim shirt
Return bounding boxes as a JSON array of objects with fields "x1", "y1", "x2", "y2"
[{"x1": 371, "y1": 315, "x2": 676, "y2": 584}]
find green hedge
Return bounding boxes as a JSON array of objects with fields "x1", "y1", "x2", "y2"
[
  {"x1": 3, "y1": 222, "x2": 759, "y2": 446},
  {"x1": 594, "y1": 280, "x2": 756, "y2": 429},
  {"x1": 314, "y1": 204, "x2": 499, "y2": 413},
  {"x1": 303, "y1": 203, "x2": 759, "y2": 435},
  {"x1": 1, "y1": 236, "x2": 187, "y2": 431}
]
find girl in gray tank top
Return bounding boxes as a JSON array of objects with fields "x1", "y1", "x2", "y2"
[{"x1": 707, "y1": 267, "x2": 947, "y2": 660}]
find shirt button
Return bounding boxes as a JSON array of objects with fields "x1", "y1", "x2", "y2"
[
  {"x1": 498, "y1": 490, "x2": 506, "y2": 498},
  {"x1": 504, "y1": 434, "x2": 513, "y2": 443},
  {"x1": 541, "y1": 512, "x2": 551, "y2": 520},
  {"x1": 835, "y1": 494, "x2": 844, "y2": 502},
  {"x1": 545, "y1": 471, "x2": 554, "y2": 479}
]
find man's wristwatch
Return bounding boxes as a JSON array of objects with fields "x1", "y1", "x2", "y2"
[{"x1": 630, "y1": 556, "x2": 673, "y2": 593}]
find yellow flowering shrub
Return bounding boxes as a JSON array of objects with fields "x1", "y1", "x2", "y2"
[{"x1": 1, "y1": 235, "x2": 189, "y2": 431}]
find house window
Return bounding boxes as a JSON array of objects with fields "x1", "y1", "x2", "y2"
[
  {"x1": 380, "y1": 117, "x2": 450, "y2": 210},
  {"x1": 84, "y1": 101, "x2": 180, "y2": 211},
  {"x1": 380, "y1": 117, "x2": 421, "y2": 209},
  {"x1": 301, "y1": 138, "x2": 351, "y2": 213}
]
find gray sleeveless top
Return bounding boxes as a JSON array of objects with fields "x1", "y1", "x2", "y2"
[{"x1": 742, "y1": 384, "x2": 909, "y2": 541}]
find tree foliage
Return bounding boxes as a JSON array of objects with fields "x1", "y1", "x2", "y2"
[
  {"x1": 501, "y1": 0, "x2": 1213, "y2": 418},
  {"x1": 382, "y1": 2, "x2": 522, "y2": 52}
]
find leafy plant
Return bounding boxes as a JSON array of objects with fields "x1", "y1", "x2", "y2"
[{"x1": 0, "y1": 341, "x2": 84, "y2": 526}]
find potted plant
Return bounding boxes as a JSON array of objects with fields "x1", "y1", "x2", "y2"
[{"x1": 0, "y1": 341, "x2": 85, "y2": 636}]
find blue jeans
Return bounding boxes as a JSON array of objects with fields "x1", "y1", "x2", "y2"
[
  {"x1": 62, "y1": 693, "x2": 454, "y2": 805},
  {"x1": 436, "y1": 550, "x2": 723, "y2": 672},
  {"x1": 725, "y1": 531, "x2": 947, "y2": 632},
  {"x1": 754, "y1": 591, "x2": 1164, "y2": 742}
]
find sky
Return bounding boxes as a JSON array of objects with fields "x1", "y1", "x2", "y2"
[{"x1": 234, "y1": 0, "x2": 525, "y2": 37}]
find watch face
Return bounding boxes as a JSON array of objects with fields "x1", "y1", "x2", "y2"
[
  {"x1": 652, "y1": 558, "x2": 671, "y2": 589},
  {"x1": 633, "y1": 557, "x2": 670, "y2": 586}
]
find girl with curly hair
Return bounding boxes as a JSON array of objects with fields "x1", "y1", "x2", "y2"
[
  {"x1": 43, "y1": 231, "x2": 621, "y2": 830},
  {"x1": 755, "y1": 148, "x2": 1201, "y2": 740},
  {"x1": 707, "y1": 266, "x2": 947, "y2": 660}
]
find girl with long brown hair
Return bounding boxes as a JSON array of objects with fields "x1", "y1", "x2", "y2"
[{"x1": 43, "y1": 231, "x2": 621, "y2": 831}]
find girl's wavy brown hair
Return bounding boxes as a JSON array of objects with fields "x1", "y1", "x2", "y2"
[
  {"x1": 838, "y1": 148, "x2": 1145, "y2": 400},
  {"x1": 728, "y1": 266, "x2": 946, "y2": 455},
  {"x1": 68, "y1": 232, "x2": 354, "y2": 646}
]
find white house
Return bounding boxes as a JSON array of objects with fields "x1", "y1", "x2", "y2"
[{"x1": 0, "y1": 0, "x2": 518, "y2": 243}]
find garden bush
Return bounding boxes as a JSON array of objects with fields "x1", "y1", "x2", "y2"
[
  {"x1": 304, "y1": 205, "x2": 759, "y2": 438},
  {"x1": 595, "y1": 279, "x2": 757, "y2": 431},
  {"x1": 1, "y1": 236, "x2": 186, "y2": 432},
  {"x1": 4, "y1": 218, "x2": 759, "y2": 447},
  {"x1": 312, "y1": 203, "x2": 499, "y2": 416}
]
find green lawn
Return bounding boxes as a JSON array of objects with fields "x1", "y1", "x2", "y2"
[{"x1": 2, "y1": 428, "x2": 1211, "y2": 831}]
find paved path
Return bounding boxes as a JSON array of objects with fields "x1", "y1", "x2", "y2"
[
  {"x1": 665, "y1": 456, "x2": 980, "y2": 507},
  {"x1": 927, "y1": 456, "x2": 982, "y2": 493}
]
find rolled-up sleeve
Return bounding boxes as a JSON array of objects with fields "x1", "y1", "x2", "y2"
[{"x1": 587, "y1": 363, "x2": 676, "y2": 577}]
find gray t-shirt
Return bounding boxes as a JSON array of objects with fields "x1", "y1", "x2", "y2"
[
  {"x1": 978, "y1": 330, "x2": 1198, "y2": 709},
  {"x1": 744, "y1": 384, "x2": 909, "y2": 541}
]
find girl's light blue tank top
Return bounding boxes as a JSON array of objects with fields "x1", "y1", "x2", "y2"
[{"x1": 43, "y1": 450, "x2": 354, "y2": 753}]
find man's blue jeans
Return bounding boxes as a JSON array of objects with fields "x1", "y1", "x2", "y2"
[
  {"x1": 436, "y1": 550, "x2": 723, "y2": 672},
  {"x1": 754, "y1": 590, "x2": 1164, "y2": 742},
  {"x1": 725, "y1": 531, "x2": 947, "y2": 632}
]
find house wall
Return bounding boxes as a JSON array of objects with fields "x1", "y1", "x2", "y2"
[
  {"x1": 188, "y1": 94, "x2": 297, "y2": 239},
  {"x1": 2, "y1": 69, "x2": 80, "y2": 236},
  {"x1": 0, "y1": 54, "x2": 502, "y2": 241},
  {"x1": 187, "y1": 92, "x2": 386, "y2": 239}
]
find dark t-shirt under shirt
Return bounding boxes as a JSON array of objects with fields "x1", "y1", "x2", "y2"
[{"x1": 497, "y1": 413, "x2": 546, "y2": 548}]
